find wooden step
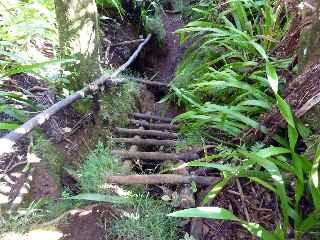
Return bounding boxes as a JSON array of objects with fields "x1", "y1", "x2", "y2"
[
  {"x1": 115, "y1": 127, "x2": 177, "y2": 139},
  {"x1": 131, "y1": 112, "x2": 173, "y2": 123},
  {"x1": 111, "y1": 150, "x2": 198, "y2": 161},
  {"x1": 106, "y1": 174, "x2": 219, "y2": 186},
  {"x1": 129, "y1": 119, "x2": 177, "y2": 130},
  {"x1": 112, "y1": 137, "x2": 176, "y2": 146}
]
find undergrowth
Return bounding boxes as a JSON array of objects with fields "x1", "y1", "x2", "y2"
[
  {"x1": 31, "y1": 133, "x2": 65, "y2": 185},
  {"x1": 0, "y1": 201, "x2": 46, "y2": 235},
  {"x1": 0, "y1": 0, "x2": 75, "y2": 130},
  {"x1": 110, "y1": 195, "x2": 178, "y2": 240},
  {"x1": 166, "y1": 0, "x2": 293, "y2": 137},
  {"x1": 100, "y1": 81, "x2": 138, "y2": 127},
  {"x1": 166, "y1": 1, "x2": 320, "y2": 240},
  {"x1": 78, "y1": 141, "x2": 122, "y2": 193}
]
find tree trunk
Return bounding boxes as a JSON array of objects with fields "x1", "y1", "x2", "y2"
[{"x1": 54, "y1": 0, "x2": 101, "y2": 89}]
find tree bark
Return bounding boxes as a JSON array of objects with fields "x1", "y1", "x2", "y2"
[
  {"x1": 112, "y1": 137, "x2": 177, "y2": 146},
  {"x1": 130, "y1": 112, "x2": 172, "y2": 123},
  {"x1": 115, "y1": 127, "x2": 177, "y2": 139},
  {"x1": 128, "y1": 119, "x2": 177, "y2": 130},
  {"x1": 54, "y1": 0, "x2": 101, "y2": 88},
  {"x1": 106, "y1": 174, "x2": 219, "y2": 186},
  {"x1": 111, "y1": 150, "x2": 199, "y2": 161}
]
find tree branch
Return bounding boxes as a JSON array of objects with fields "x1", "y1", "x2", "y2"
[{"x1": 0, "y1": 34, "x2": 152, "y2": 155}]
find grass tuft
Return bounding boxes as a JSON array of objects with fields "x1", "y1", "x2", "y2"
[
  {"x1": 78, "y1": 142, "x2": 122, "y2": 193},
  {"x1": 111, "y1": 195, "x2": 178, "y2": 240}
]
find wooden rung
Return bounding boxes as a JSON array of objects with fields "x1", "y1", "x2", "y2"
[
  {"x1": 129, "y1": 119, "x2": 177, "y2": 130},
  {"x1": 106, "y1": 174, "x2": 219, "y2": 186},
  {"x1": 111, "y1": 150, "x2": 198, "y2": 161},
  {"x1": 112, "y1": 137, "x2": 176, "y2": 146},
  {"x1": 131, "y1": 113, "x2": 173, "y2": 123},
  {"x1": 115, "y1": 127, "x2": 177, "y2": 139}
]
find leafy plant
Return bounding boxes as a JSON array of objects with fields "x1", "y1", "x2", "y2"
[
  {"x1": 169, "y1": 41, "x2": 319, "y2": 239},
  {"x1": 100, "y1": 81, "x2": 138, "y2": 127},
  {"x1": 96, "y1": 0, "x2": 125, "y2": 16},
  {"x1": 0, "y1": 201, "x2": 46, "y2": 235},
  {"x1": 136, "y1": 0, "x2": 166, "y2": 41},
  {"x1": 166, "y1": 0, "x2": 292, "y2": 137},
  {"x1": 0, "y1": 0, "x2": 76, "y2": 130},
  {"x1": 112, "y1": 195, "x2": 178, "y2": 240},
  {"x1": 78, "y1": 141, "x2": 122, "y2": 193}
]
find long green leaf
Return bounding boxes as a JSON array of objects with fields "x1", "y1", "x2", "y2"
[
  {"x1": 69, "y1": 193, "x2": 130, "y2": 204},
  {"x1": 168, "y1": 207, "x2": 275, "y2": 240}
]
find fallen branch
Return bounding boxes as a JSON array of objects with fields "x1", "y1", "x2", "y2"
[
  {"x1": 111, "y1": 150, "x2": 199, "y2": 161},
  {"x1": 111, "y1": 38, "x2": 145, "y2": 47},
  {"x1": 133, "y1": 79, "x2": 168, "y2": 87},
  {"x1": 129, "y1": 119, "x2": 178, "y2": 130},
  {"x1": 115, "y1": 127, "x2": 177, "y2": 139},
  {"x1": 0, "y1": 34, "x2": 152, "y2": 154},
  {"x1": 112, "y1": 137, "x2": 176, "y2": 146},
  {"x1": 130, "y1": 112, "x2": 172, "y2": 123},
  {"x1": 106, "y1": 174, "x2": 219, "y2": 186}
]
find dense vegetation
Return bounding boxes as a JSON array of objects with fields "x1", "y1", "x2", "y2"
[{"x1": 1, "y1": 0, "x2": 320, "y2": 239}]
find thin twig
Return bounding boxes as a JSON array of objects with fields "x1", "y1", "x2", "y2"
[{"x1": 236, "y1": 178, "x2": 251, "y2": 222}]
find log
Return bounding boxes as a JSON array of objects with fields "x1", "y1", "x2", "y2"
[
  {"x1": 111, "y1": 150, "x2": 199, "y2": 161},
  {"x1": 112, "y1": 137, "x2": 176, "y2": 146},
  {"x1": 133, "y1": 79, "x2": 168, "y2": 87},
  {"x1": 245, "y1": 64, "x2": 320, "y2": 142},
  {"x1": 130, "y1": 112, "x2": 172, "y2": 123},
  {"x1": 106, "y1": 174, "x2": 219, "y2": 186},
  {"x1": 115, "y1": 127, "x2": 177, "y2": 139},
  {"x1": 129, "y1": 119, "x2": 178, "y2": 130},
  {"x1": 0, "y1": 34, "x2": 152, "y2": 154}
]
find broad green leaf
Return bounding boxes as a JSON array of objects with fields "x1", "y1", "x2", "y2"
[
  {"x1": 2, "y1": 59, "x2": 76, "y2": 76},
  {"x1": 288, "y1": 125, "x2": 298, "y2": 152},
  {"x1": 168, "y1": 207, "x2": 275, "y2": 240},
  {"x1": 168, "y1": 207, "x2": 239, "y2": 221},
  {"x1": 299, "y1": 209, "x2": 320, "y2": 236},
  {"x1": 292, "y1": 153, "x2": 305, "y2": 209},
  {"x1": 275, "y1": 94, "x2": 295, "y2": 127},
  {"x1": 256, "y1": 147, "x2": 290, "y2": 158},
  {"x1": 0, "y1": 122, "x2": 19, "y2": 130},
  {"x1": 266, "y1": 61, "x2": 278, "y2": 93},
  {"x1": 202, "y1": 175, "x2": 232, "y2": 204},
  {"x1": 311, "y1": 143, "x2": 320, "y2": 188},
  {"x1": 238, "y1": 99, "x2": 271, "y2": 110},
  {"x1": 309, "y1": 144, "x2": 320, "y2": 209},
  {"x1": 245, "y1": 152, "x2": 289, "y2": 233},
  {"x1": 249, "y1": 40, "x2": 268, "y2": 60},
  {"x1": 296, "y1": 120, "x2": 312, "y2": 140}
]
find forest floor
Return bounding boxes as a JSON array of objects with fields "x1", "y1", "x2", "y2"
[
  {"x1": 56, "y1": 11, "x2": 187, "y2": 240},
  {"x1": 1, "y1": 9, "x2": 280, "y2": 240}
]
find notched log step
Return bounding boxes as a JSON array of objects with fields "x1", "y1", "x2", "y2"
[
  {"x1": 129, "y1": 119, "x2": 177, "y2": 130},
  {"x1": 106, "y1": 174, "x2": 219, "y2": 186},
  {"x1": 115, "y1": 127, "x2": 177, "y2": 139},
  {"x1": 130, "y1": 112, "x2": 173, "y2": 123},
  {"x1": 112, "y1": 137, "x2": 176, "y2": 146},
  {"x1": 111, "y1": 150, "x2": 198, "y2": 161}
]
